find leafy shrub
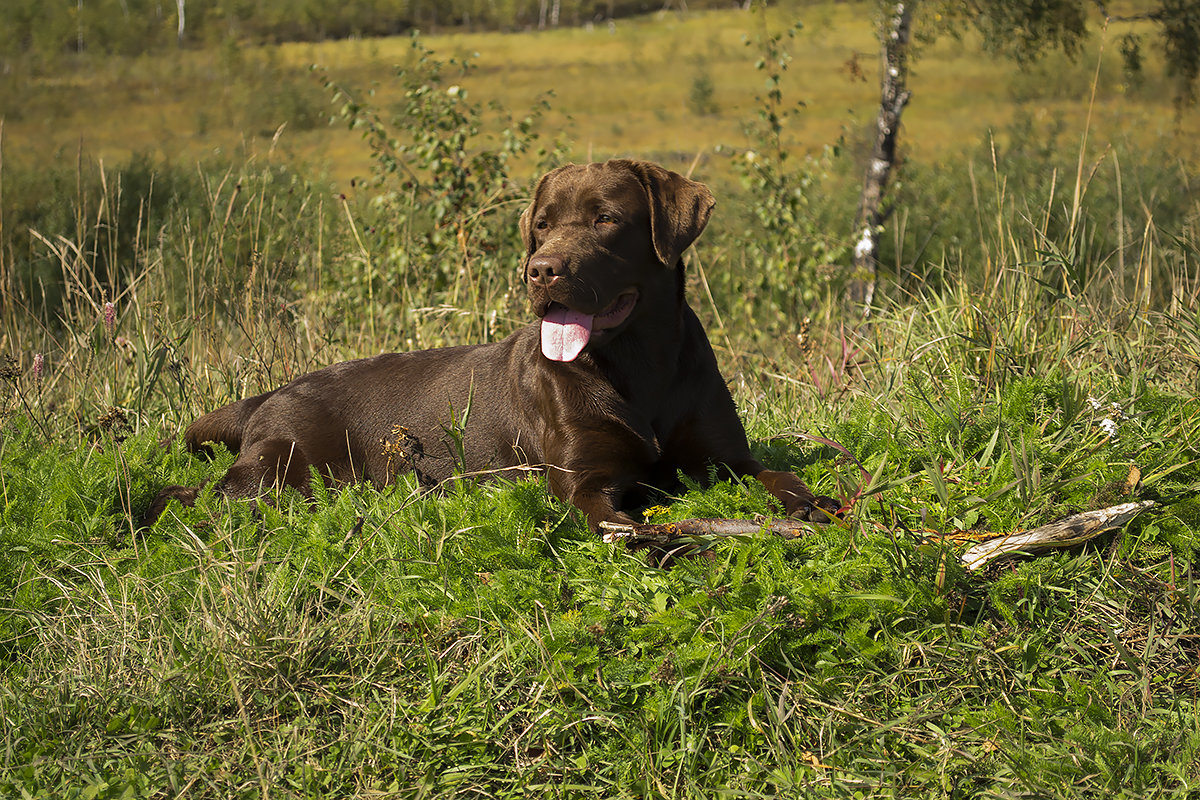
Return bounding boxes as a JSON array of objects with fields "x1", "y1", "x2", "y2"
[{"x1": 320, "y1": 35, "x2": 567, "y2": 347}]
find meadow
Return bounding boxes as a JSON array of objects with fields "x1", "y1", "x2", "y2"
[
  {"x1": 2, "y1": 2, "x2": 1200, "y2": 797},
  {"x1": 5, "y1": 3, "x2": 1199, "y2": 186}
]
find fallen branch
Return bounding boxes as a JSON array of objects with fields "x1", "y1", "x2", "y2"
[
  {"x1": 599, "y1": 501, "x2": 1157, "y2": 571},
  {"x1": 600, "y1": 516, "x2": 815, "y2": 546},
  {"x1": 952, "y1": 500, "x2": 1156, "y2": 571}
]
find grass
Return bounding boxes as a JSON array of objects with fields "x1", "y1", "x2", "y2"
[
  {"x1": 2, "y1": 4, "x2": 1200, "y2": 797},
  {"x1": 2, "y1": 286, "x2": 1199, "y2": 796},
  {"x1": 2, "y1": 154, "x2": 1199, "y2": 796}
]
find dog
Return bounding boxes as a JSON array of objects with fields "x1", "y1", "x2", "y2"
[{"x1": 144, "y1": 159, "x2": 837, "y2": 531}]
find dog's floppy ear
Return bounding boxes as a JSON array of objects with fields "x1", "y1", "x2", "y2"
[{"x1": 625, "y1": 161, "x2": 716, "y2": 268}]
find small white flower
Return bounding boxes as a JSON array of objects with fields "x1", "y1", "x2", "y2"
[
  {"x1": 1099, "y1": 418, "x2": 1119, "y2": 438},
  {"x1": 447, "y1": 85, "x2": 461, "y2": 97},
  {"x1": 744, "y1": 150, "x2": 757, "y2": 163},
  {"x1": 1110, "y1": 402, "x2": 1124, "y2": 418},
  {"x1": 1087, "y1": 396, "x2": 1104, "y2": 411}
]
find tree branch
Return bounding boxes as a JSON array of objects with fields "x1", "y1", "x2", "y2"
[{"x1": 599, "y1": 501, "x2": 1157, "y2": 572}]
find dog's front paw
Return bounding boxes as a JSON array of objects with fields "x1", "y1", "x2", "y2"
[{"x1": 797, "y1": 495, "x2": 842, "y2": 523}]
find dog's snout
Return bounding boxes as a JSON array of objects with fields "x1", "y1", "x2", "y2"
[{"x1": 526, "y1": 254, "x2": 564, "y2": 286}]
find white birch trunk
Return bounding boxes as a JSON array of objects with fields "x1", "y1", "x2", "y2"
[{"x1": 851, "y1": 1, "x2": 915, "y2": 314}]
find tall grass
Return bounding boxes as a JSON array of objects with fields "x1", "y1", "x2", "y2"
[{"x1": 0, "y1": 155, "x2": 347, "y2": 436}]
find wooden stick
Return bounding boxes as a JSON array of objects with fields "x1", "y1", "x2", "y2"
[
  {"x1": 956, "y1": 501, "x2": 1156, "y2": 571},
  {"x1": 599, "y1": 516, "x2": 816, "y2": 546},
  {"x1": 599, "y1": 501, "x2": 1157, "y2": 571}
]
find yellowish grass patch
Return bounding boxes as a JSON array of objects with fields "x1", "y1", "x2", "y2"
[{"x1": 3, "y1": 3, "x2": 1197, "y2": 187}]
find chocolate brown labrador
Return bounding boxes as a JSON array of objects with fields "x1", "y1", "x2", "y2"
[{"x1": 144, "y1": 159, "x2": 837, "y2": 530}]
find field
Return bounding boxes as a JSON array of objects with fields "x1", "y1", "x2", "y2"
[
  {"x1": 5, "y1": 3, "x2": 1199, "y2": 186},
  {"x1": 2, "y1": 2, "x2": 1200, "y2": 797}
]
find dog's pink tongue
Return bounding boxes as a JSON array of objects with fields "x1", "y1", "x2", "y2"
[{"x1": 541, "y1": 305, "x2": 593, "y2": 362}]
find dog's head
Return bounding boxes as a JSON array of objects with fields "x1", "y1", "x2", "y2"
[{"x1": 519, "y1": 159, "x2": 715, "y2": 362}]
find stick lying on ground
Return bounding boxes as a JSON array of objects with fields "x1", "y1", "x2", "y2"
[
  {"x1": 599, "y1": 501, "x2": 1157, "y2": 571},
  {"x1": 954, "y1": 500, "x2": 1156, "y2": 570},
  {"x1": 599, "y1": 516, "x2": 815, "y2": 545}
]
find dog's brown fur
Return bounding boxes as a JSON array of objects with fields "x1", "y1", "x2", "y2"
[{"x1": 145, "y1": 160, "x2": 835, "y2": 530}]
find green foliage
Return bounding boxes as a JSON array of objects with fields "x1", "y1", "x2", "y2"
[
  {"x1": 686, "y1": 68, "x2": 718, "y2": 117},
  {"x1": 881, "y1": 113, "x2": 1200, "y2": 303},
  {"x1": 939, "y1": 0, "x2": 1090, "y2": 64},
  {"x1": 3, "y1": 383, "x2": 1198, "y2": 796},
  {"x1": 2, "y1": 154, "x2": 200, "y2": 320},
  {"x1": 0, "y1": 154, "x2": 336, "y2": 347},
  {"x1": 0, "y1": 0, "x2": 754, "y2": 62},
  {"x1": 233, "y1": 46, "x2": 330, "y2": 136},
  {"x1": 709, "y1": 12, "x2": 850, "y2": 348},
  {"x1": 927, "y1": 0, "x2": 1200, "y2": 105},
  {"x1": 320, "y1": 35, "x2": 565, "y2": 347}
]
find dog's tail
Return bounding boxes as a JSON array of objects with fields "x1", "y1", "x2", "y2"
[{"x1": 184, "y1": 390, "x2": 274, "y2": 456}]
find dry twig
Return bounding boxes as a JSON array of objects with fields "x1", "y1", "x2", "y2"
[{"x1": 600, "y1": 501, "x2": 1158, "y2": 571}]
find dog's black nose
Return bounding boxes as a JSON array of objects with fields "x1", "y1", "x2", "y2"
[{"x1": 526, "y1": 255, "x2": 564, "y2": 286}]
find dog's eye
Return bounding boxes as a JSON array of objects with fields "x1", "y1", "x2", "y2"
[
  {"x1": 596, "y1": 214, "x2": 616, "y2": 226},
  {"x1": 535, "y1": 219, "x2": 549, "y2": 231}
]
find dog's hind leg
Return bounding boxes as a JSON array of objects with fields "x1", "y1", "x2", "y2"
[
  {"x1": 141, "y1": 437, "x2": 315, "y2": 527},
  {"x1": 184, "y1": 391, "x2": 274, "y2": 456},
  {"x1": 139, "y1": 483, "x2": 205, "y2": 527},
  {"x1": 216, "y1": 437, "x2": 316, "y2": 498}
]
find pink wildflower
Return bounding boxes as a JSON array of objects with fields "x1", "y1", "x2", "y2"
[{"x1": 103, "y1": 302, "x2": 116, "y2": 338}]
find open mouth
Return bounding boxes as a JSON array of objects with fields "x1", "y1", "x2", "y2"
[
  {"x1": 540, "y1": 289, "x2": 639, "y2": 362},
  {"x1": 593, "y1": 290, "x2": 638, "y2": 331}
]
